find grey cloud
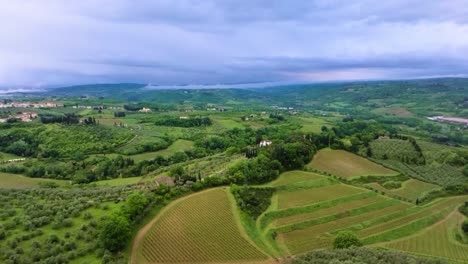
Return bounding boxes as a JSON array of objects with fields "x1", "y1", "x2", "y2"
[{"x1": 1, "y1": 0, "x2": 468, "y2": 87}]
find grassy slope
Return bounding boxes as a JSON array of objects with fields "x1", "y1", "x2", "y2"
[
  {"x1": 309, "y1": 149, "x2": 398, "y2": 178},
  {"x1": 367, "y1": 179, "x2": 441, "y2": 202},
  {"x1": 0, "y1": 172, "x2": 68, "y2": 188},
  {"x1": 128, "y1": 139, "x2": 194, "y2": 161}
]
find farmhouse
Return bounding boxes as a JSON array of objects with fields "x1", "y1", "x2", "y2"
[
  {"x1": 139, "y1": 107, "x2": 152, "y2": 113},
  {"x1": 259, "y1": 140, "x2": 272, "y2": 147}
]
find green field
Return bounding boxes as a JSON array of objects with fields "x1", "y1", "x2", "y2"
[
  {"x1": 0, "y1": 172, "x2": 68, "y2": 188},
  {"x1": 383, "y1": 211, "x2": 468, "y2": 263},
  {"x1": 253, "y1": 171, "x2": 467, "y2": 258},
  {"x1": 309, "y1": 149, "x2": 398, "y2": 178},
  {"x1": 129, "y1": 139, "x2": 194, "y2": 161},
  {"x1": 136, "y1": 188, "x2": 270, "y2": 264},
  {"x1": 367, "y1": 179, "x2": 441, "y2": 202},
  {"x1": 94, "y1": 176, "x2": 144, "y2": 186},
  {"x1": 267, "y1": 171, "x2": 325, "y2": 187},
  {"x1": 0, "y1": 151, "x2": 21, "y2": 161},
  {"x1": 276, "y1": 183, "x2": 365, "y2": 209}
]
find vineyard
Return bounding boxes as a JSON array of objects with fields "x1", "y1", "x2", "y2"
[
  {"x1": 253, "y1": 168, "x2": 468, "y2": 258},
  {"x1": 383, "y1": 211, "x2": 468, "y2": 263},
  {"x1": 267, "y1": 171, "x2": 325, "y2": 187},
  {"x1": 378, "y1": 159, "x2": 465, "y2": 186},
  {"x1": 309, "y1": 149, "x2": 397, "y2": 178},
  {"x1": 136, "y1": 188, "x2": 270, "y2": 264},
  {"x1": 368, "y1": 139, "x2": 424, "y2": 164}
]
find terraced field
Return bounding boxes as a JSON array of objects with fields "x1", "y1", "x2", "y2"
[
  {"x1": 383, "y1": 211, "x2": 468, "y2": 263},
  {"x1": 274, "y1": 195, "x2": 385, "y2": 227},
  {"x1": 135, "y1": 188, "x2": 270, "y2": 264},
  {"x1": 366, "y1": 179, "x2": 441, "y2": 202},
  {"x1": 277, "y1": 202, "x2": 410, "y2": 254},
  {"x1": 309, "y1": 149, "x2": 397, "y2": 178},
  {"x1": 133, "y1": 167, "x2": 466, "y2": 263},
  {"x1": 256, "y1": 169, "x2": 467, "y2": 258},
  {"x1": 267, "y1": 171, "x2": 325, "y2": 187},
  {"x1": 276, "y1": 183, "x2": 365, "y2": 209}
]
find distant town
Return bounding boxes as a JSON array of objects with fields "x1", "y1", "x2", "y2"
[
  {"x1": 427, "y1": 116, "x2": 468, "y2": 126},
  {"x1": 0, "y1": 101, "x2": 64, "y2": 108}
]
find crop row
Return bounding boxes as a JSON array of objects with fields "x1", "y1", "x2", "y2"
[
  {"x1": 356, "y1": 196, "x2": 466, "y2": 239},
  {"x1": 277, "y1": 184, "x2": 365, "y2": 209},
  {"x1": 141, "y1": 189, "x2": 266, "y2": 263},
  {"x1": 259, "y1": 191, "x2": 377, "y2": 230},
  {"x1": 384, "y1": 212, "x2": 468, "y2": 262},
  {"x1": 279, "y1": 203, "x2": 409, "y2": 254},
  {"x1": 274, "y1": 195, "x2": 384, "y2": 227}
]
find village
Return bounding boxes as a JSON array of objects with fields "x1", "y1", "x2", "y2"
[{"x1": 0, "y1": 101, "x2": 64, "y2": 108}]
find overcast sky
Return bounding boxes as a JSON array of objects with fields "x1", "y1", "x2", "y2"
[{"x1": 1, "y1": 0, "x2": 468, "y2": 88}]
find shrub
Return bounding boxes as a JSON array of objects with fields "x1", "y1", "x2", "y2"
[
  {"x1": 383, "y1": 181, "x2": 402, "y2": 189},
  {"x1": 333, "y1": 231, "x2": 363, "y2": 249},
  {"x1": 462, "y1": 220, "x2": 468, "y2": 234}
]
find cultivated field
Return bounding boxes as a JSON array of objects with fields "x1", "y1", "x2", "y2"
[
  {"x1": 309, "y1": 149, "x2": 397, "y2": 178},
  {"x1": 383, "y1": 211, "x2": 468, "y2": 263},
  {"x1": 267, "y1": 171, "x2": 326, "y2": 187},
  {"x1": 129, "y1": 139, "x2": 194, "y2": 161},
  {"x1": 276, "y1": 183, "x2": 365, "y2": 209},
  {"x1": 367, "y1": 179, "x2": 440, "y2": 202},
  {"x1": 94, "y1": 176, "x2": 144, "y2": 186},
  {"x1": 257, "y1": 170, "x2": 467, "y2": 258},
  {"x1": 369, "y1": 139, "x2": 420, "y2": 161},
  {"x1": 136, "y1": 188, "x2": 270, "y2": 264},
  {"x1": 0, "y1": 172, "x2": 68, "y2": 188}
]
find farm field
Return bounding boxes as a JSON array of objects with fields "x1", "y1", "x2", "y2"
[
  {"x1": 274, "y1": 195, "x2": 385, "y2": 227},
  {"x1": 0, "y1": 151, "x2": 21, "y2": 161},
  {"x1": 309, "y1": 149, "x2": 397, "y2": 178},
  {"x1": 277, "y1": 202, "x2": 410, "y2": 254},
  {"x1": 276, "y1": 183, "x2": 365, "y2": 209},
  {"x1": 368, "y1": 139, "x2": 420, "y2": 161},
  {"x1": 257, "y1": 171, "x2": 467, "y2": 258},
  {"x1": 128, "y1": 139, "x2": 194, "y2": 161},
  {"x1": 93, "y1": 176, "x2": 144, "y2": 186},
  {"x1": 267, "y1": 170, "x2": 326, "y2": 187},
  {"x1": 367, "y1": 179, "x2": 440, "y2": 202},
  {"x1": 383, "y1": 211, "x2": 468, "y2": 263},
  {"x1": 135, "y1": 188, "x2": 271, "y2": 264},
  {"x1": 0, "y1": 172, "x2": 68, "y2": 188}
]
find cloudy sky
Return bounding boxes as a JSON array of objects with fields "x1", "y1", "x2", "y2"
[{"x1": 1, "y1": 0, "x2": 468, "y2": 88}]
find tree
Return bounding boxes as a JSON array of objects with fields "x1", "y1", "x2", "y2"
[
  {"x1": 462, "y1": 219, "x2": 468, "y2": 234},
  {"x1": 333, "y1": 231, "x2": 362, "y2": 249},
  {"x1": 99, "y1": 213, "x2": 131, "y2": 252},
  {"x1": 122, "y1": 193, "x2": 149, "y2": 220}
]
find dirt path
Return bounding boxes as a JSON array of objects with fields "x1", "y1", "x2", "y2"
[{"x1": 130, "y1": 188, "x2": 219, "y2": 264}]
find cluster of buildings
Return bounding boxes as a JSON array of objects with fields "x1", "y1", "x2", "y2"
[
  {"x1": 0, "y1": 101, "x2": 64, "y2": 108},
  {"x1": 0, "y1": 112, "x2": 38, "y2": 123},
  {"x1": 427, "y1": 116, "x2": 468, "y2": 126},
  {"x1": 138, "y1": 107, "x2": 152, "y2": 113}
]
